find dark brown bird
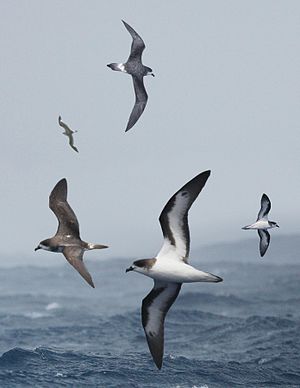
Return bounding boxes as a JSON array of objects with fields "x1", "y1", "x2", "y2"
[
  {"x1": 35, "y1": 178, "x2": 108, "y2": 287},
  {"x1": 107, "y1": 20, "x2": 154, "y2": 132}
]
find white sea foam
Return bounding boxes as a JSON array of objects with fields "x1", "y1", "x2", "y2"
[
  {"x1": 25, "y1": 312, "x2": 48, "y2": 319},
  {"x1": 45, "y1": 302, "x2": 60, "y2": 311}
]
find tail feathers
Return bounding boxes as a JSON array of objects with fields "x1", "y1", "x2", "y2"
[
  {"x1": 200, "y1": 271, "x2": 223, "y2": 283},
  {"x1": 207, "y1": 273, "x2": 223, "y2": 283},
  {"x1": 88, "y1": 243, "x2": 108, "y2": 250}
]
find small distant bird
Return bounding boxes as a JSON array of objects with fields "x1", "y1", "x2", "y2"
[
  {"x1": 58, "y1": 115, "x2": 79, "y2": 153},
  {"x1": 35, "y1": 178, "x2": 108, "y2": 287},
  {"x1": 107, "y1": 20, "x2": 154, "y2": 132},
  {"x1": 126, "y1": 171, "x2": 222, "y2": 369},
  {"x1": 242, "y1": 193, "x2": 279, "y2": 257}
]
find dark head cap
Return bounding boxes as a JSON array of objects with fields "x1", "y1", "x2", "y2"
[
  {"x1": 34, "y1": 239, "x2": 51, "y2": 251},
  {"x1": 125, "y1": 258, "x2": 156, "y2": 273}
]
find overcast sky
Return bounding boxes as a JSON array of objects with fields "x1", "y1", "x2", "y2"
[{"x1": 0, "y1": 1, "x2": 299, "y2": 265}]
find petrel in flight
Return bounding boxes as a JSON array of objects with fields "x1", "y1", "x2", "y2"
[
  {"x1": 35, "y1": 178, "x2": 108, "y2": 287},
  {"x1": 242, "y1": 193, "x2": 279, "y2": 257},
  {"x1": 126, "y1": 170, "x2": 222, "y2": 369},
  {"x1": 58, "y1": 115, "x2": 79, "y2": 153},
  {"x1": 107, "y1": 20, "x2": 154, "y2": 132}
]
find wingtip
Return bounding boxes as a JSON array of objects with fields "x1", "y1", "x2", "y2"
[
  {"x1": 121, "y1": 19, "x2": 128, "y2": 29},
  {"x1": 146, "y1": 336, "x2": 164, "y2": 370},
  {"x1": 52, "y1": 178, "x2": 67, "y2": 190},
  {"x1": 155, "y1": 363, "x2": 162, "y2": 370},
  {"x1": 88, "y1": 280, "x2": 95, "y2": 288},
  {"x1": 58, "y1": 177, "x2": 67, "y2": 185},
  {"x1": 50, "y1": 178, "x2": 68, "y2": 202},
  {"x1": 153, "y1": 356, "x2": 163, "y2": 370},
  {"x1": 196, "y1": 170, "x2": 211, "y2": 180},
  {"x1": 192, "y1": 170, "x2": 211, "y2": 185},
  {"x1": 87, "y1": 276, "x2": 95, "y2": 288}
]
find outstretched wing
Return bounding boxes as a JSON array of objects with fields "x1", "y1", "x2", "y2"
[
  {"x1": 58, "y1": 115, "x2": 72, "y2": 135},
  {"x1": 63, "y1": 246, "x2": 94, "y2": 288},
  {"x1": 68, "y1": 134, "x2": 79, "y2": 153},
  {"x1": 157, "y1": 170, "x2": 211, "y2": 263},
  {"x1": 258, "y1": 229, "x2": 270, "y2": 257},
  {"x1": 125, "y1": 76, "x2": 148, "y2": 132},
  {"x1": 257, "y1": 193, "x2": 271, "y2": 221},
  {"x1": 122, "y1": 20, "x2": 145, "y2": 62},
  {"x1": 49, "y1": 178, "x2": 80, "y2": 238},
  {"x1": 142, "y1": 280, "x2": 181, "y2": 369}
]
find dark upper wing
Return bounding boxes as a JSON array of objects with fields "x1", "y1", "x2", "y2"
[
  {"x1": 157, "y1": 170, "x2": 211, "y2": 263},
  {"x1": 125, "y1": 76, "x2": 148, "y2": 132},
  {"x1": 58, "y1": 115, "x2": 73, "y2": 135},
  {"x1": 122, "y1": 20, "x2": 145, "y2": 62},
  {"x1": 142, "y1": 280, "x2": 181, "y2": 369},
  {"x1": 63, "y1": 246, "x2": 95, "y2": 288},
  {"x1": 49, "y1": 178, "x2": 80, "y2": 238},
  {"x1": 68, "y1": 134, "x2": 79, "y2": 153},
  {"x1": 257, "y1": 193, "x2": 271, "y2": 221},
  {"x1": 258, "y1": 230, "x2": 270, "y2": 257}
]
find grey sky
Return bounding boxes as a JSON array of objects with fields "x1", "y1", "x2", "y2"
[{"x1": 0, "y1": 1, "x2": 299, "y2": 265}]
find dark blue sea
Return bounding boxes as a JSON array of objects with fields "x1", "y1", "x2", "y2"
[{"x1": 0, "y1": 236, "x2": 299, "y2": 387}]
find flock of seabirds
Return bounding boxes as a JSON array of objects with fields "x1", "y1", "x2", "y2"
[{"x1": 34, "y1": 20, "x2": 279, "y2": 370}]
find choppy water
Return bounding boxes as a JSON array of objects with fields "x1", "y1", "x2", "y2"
[{"x1": 0, "y1": 239, "x2": 299, "y2": 387}]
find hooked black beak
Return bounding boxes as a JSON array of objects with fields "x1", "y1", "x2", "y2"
[
  {"x1": 126, "y1": 266, "x2": 134, "y2": 273},
  {"x1": 34, "y1": 246, "x2": 40, "y2": 251},
  {"x1": 276, "y1": 224, "x2": 280, "y2": 228},
  {"x1": 151, "y1": 73, "x2": 155, "y2": 77}
]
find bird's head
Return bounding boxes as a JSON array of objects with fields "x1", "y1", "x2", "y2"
[
  {"x1": 34, "y1": 239, "x2": 51, "y2": 252},
  {"x1": 126, "y1": 258, "x2": 156, "y2": 274}
]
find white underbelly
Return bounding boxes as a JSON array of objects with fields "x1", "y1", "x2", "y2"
[
  {"x1": 146, "y1": 261, "x2": 217, "y2": 283},
  {"x1": 247, "y1": 220, "x2": 270, "y2": 229}
]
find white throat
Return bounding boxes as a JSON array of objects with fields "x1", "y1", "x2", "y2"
[{"x1": 39, "y1": 244, "x2": 52, "y2": 251}]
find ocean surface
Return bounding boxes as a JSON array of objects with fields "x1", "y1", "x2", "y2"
[{"x1": 0, "y1": 236, "x2": 299, "y2": 387}]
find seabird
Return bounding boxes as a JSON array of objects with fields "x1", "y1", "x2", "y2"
[
  {"x1": 35, "y1": 178, "x2": 108, "y2": 287},
  {"x1": 242, "y1": 193, "x2": 279, "y2": 257},
  {"x1": 126, "y1": 170, "x2": 222, "y2": 369},
  {"x1": 58, "y1": 115, "x2": 79, "y2": 153},
  {"x1": 107, "y1": 20, "x2": 154, "y2": 132}
]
